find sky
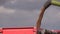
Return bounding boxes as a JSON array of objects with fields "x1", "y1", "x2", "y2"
[{"x1": 0, "y1": 0, "x2": 60, "y2": 30}]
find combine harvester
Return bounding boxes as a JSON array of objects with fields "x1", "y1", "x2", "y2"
[{"x1": 0, "y1": 0, "x2": 60, "y2": 34}]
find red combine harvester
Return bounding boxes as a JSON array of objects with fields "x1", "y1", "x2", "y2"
[{"x1": 0, "y1": 0, "x2": 60, "y2": 34}]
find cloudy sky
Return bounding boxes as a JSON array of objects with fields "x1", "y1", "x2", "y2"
[{"x1": 0, "y1": 0, "x2": 60, "y2": 30}]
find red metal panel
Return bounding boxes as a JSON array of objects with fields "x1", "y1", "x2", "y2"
[
  {"x1": 0, "y1": 27, "x2": 60, "y2": 34},
  {"x1": 2, "y1": 27, "x2": 35, "y2": 34},
  {"x1": 0, "y1": 28, "x2": 2, "y2": 33}
]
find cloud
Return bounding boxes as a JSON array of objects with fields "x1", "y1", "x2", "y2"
[
  {"x1": 0, "y1": 6, "x2": 15, "y2": 14},
  {"x1": 10, "y1": 0, "x2": 17, "y2": 4},
  {"x1": 41, "y1": 5, "x2": 60, "y2": 30},
  {"x1": 0, "y1": 0, "x2": 47, "y2": 10},
  {"x1": 0, "y1": 0, "x2": 42, "y2": 27},
  {"x1": 0, "y1": 0, "x2": 60, "y2": 30},
  {"x1": 0, "y1": 9, "x2": 40, "y2": 27},
  {"x1": 2, "y1": 0, "x2": 41, "y2": 11}
]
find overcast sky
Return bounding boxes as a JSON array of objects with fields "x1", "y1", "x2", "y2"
[{"x1": 0, "y1": 0, "x2": 60, "y2": 30}]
